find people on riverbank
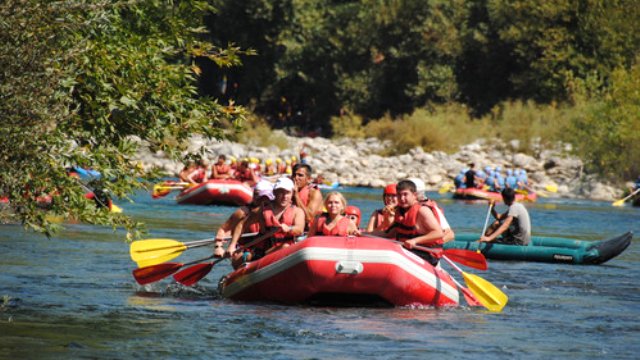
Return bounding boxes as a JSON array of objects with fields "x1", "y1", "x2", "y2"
[
  {"x1": 479, "y1": 188, "x2": 531, "y2": 245},
  {"x1": 308, "y1": 192, "x2": 360, "y2": 237}
]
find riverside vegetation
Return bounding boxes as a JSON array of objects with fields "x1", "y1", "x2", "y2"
[{"x1": 1, "y1": 0, "x2": 638, "y2": 235}]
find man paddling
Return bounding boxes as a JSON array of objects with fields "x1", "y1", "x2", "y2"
[
  {"x1": 212, "y1": 180, "x2": 275, "y2": 257},
  {"x1": 374, "y1": 180, "x2": 445, "y2": 266},
  {"x1": 479, "y1": 188, "x2": 531, "y2": 245}
]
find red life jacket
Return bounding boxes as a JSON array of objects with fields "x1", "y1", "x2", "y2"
[
  {"x1": 214, "y1": 164, "x2": 230, "y2": 175},
  {"x1": 373, "y1": 208, "x2": 395, "y2": 232},
  {"x1": 190, "y1": 168, "x2": 206, "y2": 183},
  {"x1": 262, "y1": 205, "x2": 297, "y2": 246},
  {"x1": 315, "y1": 214, "x2": 351, "y2": 236},
  {"x1": 297, "y1": 184, "x2": 320, "y2": 207},
  {"x1": 235, "y1": 168, "x2": 253, "y2": 182},
  {"x1": 392, "y1": 202, "x2": 443, "y2": 246}
]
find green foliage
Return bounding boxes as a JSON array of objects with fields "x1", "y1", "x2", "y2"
[
  {"x1": 359, "y1": 101, "x2": 574, "y2": 156},
  {"x1": 236, "y1": 114, "x2": 290, "y2": 149},
  {"x1": 0, "y1": 1, "x2": 247, "y2": 236},
  {"x1": 329, "y1": 112, "x2": 366, "y2": 139},
  {"x1": 568, "y1": 60, "x2": 640, "y2": 181}
]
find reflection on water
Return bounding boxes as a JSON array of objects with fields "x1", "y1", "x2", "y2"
[{"x1": 1, "y1": 187, "x2": 638, "y2": 359}]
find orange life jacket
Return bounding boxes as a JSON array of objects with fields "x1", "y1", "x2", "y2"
[
  {"x1": 262, "y1": 205, "x2": 297, "y2": 248},
  {"x1": 235, "y1": 168, "x2": 253, "y2": 182},
  {"x1": 315, "y1": 214, "x2": 350, "y2": 236},
  {"x1": 297, "y1": 184, "x2": 320, "y2": 207},
  {"x1": 190, "y1": 168, "x2": 206, "y2": 183},
  {"x1": 373, "y1": 209, "x2": 394, "y2": 232},
  {"x1": 392, "y1": 202, "x2": 443, "y2": 246},
  {"x1": 214, "y1": 163, "x2": 230, "y2": 175}
]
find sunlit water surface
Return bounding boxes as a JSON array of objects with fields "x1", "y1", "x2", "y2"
[{"x1": 1, "y1": 187, "x2": 639, "y2": 359}]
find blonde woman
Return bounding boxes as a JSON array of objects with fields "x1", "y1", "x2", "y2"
[{"x1": 308, "y1": 192, "x2": 360, "y2": 237}]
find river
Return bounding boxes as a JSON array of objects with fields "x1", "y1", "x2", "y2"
[{"x1": 1, "y1": 187, "x2": 638, "y2": 359}]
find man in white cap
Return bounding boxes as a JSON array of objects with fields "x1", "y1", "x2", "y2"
[
  {"x1": 407, "y1": 177, "x2": 455, "y2": 242},
  {"x1": 226, "y1": 177, "x2": 305, "y2": 264},
  {"x1": 212, "y1": 180, "x2": 274, "y2": 258}
]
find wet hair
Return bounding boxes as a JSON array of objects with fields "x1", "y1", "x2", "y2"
[
  {"x1": 396, "y1": 180, "x2": 417, "y2": 193},
  {"x1": 501, "y1": 187, "x2": 516, "y2": 203},
  {"x1": 218, "y1": 154, "x2": 226, "y2": 161},
  {"x1": 292, "y1": 163, "x2": 312, "y2": 176},
  {"x1": 324, "y1": 191, "x2": 346, "y2": 211}
]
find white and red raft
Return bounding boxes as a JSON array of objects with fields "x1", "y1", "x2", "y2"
[
  {"x1": 175, "y1": 180, "x2": 253, "y2": 206},
  {"x1": 219, "y1": 236, "x2": 460, "y2": 307}
]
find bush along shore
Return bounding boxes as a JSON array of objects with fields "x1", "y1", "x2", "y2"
[{"x1": 134, "y1": 132, "x2": 622, "y2": 201}]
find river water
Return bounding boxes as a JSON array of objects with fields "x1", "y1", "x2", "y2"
[{"x1": 1, "y1": 187, "x2": 638, "y2": 359}]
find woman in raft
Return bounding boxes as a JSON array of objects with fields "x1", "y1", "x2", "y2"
[
  {"x1": 308, "y1": 192, "x2": 360, "y2": 237},
  {"x1": 366, "y1": 183, "x2": 398, "y2": 232}
]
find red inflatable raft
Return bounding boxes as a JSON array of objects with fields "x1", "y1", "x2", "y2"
[
  {"x1": 176, "y1": 179, "x2": 252, "y2": 206},
  {"x1": 219, "y1": 236, "x2": 460, "y2": 307},
  {"x1": 453, "y1": 187, "x2": 537, "y2": 202}
]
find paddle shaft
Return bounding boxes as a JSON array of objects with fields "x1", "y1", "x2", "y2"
[
  {"x1": 615, "y1": 188, "x2": 640, "y2": 204},
  {"x1": 481, "y1": 202, "x2": 494, "y2": 237}
]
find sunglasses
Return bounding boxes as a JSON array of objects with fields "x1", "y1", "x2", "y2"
[
  {"x1": 293, "y1": 173, "x2": 307, "y2": 177},
  {"x1": 346, "y1": 215, "x2": 359, "y2": 221}
]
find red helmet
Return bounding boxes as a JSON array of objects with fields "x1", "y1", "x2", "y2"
[
  {"x1": 383, "y1": 184, "x2": 397, "y2": 195},
  {"x1": 344, "y1": 205, "x2": 361, "y2": 227}
]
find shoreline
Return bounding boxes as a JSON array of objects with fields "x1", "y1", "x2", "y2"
[{"x1": 133, "y1": 132, "x2": 623, "y2": 202}]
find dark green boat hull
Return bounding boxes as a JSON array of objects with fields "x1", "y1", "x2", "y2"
[{"x1": 444, "y1": 232, "x2": 632, "y2": 265}]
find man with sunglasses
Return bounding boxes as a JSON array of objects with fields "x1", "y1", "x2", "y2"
[{"x1": 291, "y1": 163, "x2": 323, "y2": 228}]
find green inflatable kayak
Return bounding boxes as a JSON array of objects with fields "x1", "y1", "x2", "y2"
[{"x1": 443, "y1": 232, "x2": 632, "y2": 265}]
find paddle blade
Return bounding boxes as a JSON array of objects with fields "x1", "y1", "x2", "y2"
[
  {"x1": 133, "y1": 262, "x2": 183, "y2": 285},
  {"x1": 545, "y1": 184, "x2": 558, "y2": 193},
  {"x1": 130, "y1": 239, "x2": 187, "y2": 267},
  {"x1": 462, "y1": 272, "x2": 508, "y2": 312},
  {"x1": 444, "y1": 249, "x2": 488, "y2": 271},
  {"x1": 151, "y1": 185, "x2": 172, "y2": 199},
  {"x1": 612, "y1": 199, "x2": 625, "y2": 207},
  {"x1": 110, "y1": 204, "x2": 123, "y2": 213},
  {"x1": 438, "y1": 183, "x2": 453, "y2": 194},
  {"x1": 173, "y1": 262, "x2": 215, "y2": 286}
]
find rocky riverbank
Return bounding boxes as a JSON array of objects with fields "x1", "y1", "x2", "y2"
[{"x1": 133, "y1": 132, "x2": 622, "y2": 201}]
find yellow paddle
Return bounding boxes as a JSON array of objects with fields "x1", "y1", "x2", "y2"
[
  {"x1": 130, "y1": 232, "x2": 259, "y2": 267},
  {"x1": 441, "y1": 255, "x2": 508, "y2": 312},
  {"x1": 438, "y1": 183, "x2": 454, "y2": 194},
  {"x1": 612, "y1": 188, "x2": 640, "y2": 207}
]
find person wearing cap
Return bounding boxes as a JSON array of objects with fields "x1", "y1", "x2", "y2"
[
  {"x1": 344, "y1": 205, "x2": 361, "y2": 229},
  {"x1": 480, "y1": 188, "x2": 531, "y2": 245},
  {"x1": 234, "y1": 177, "x2": 305, "y2": 261},
  {"x1": 367, "y1": 184, "x2": 398, "y2": 232},
  {"x1": 308, "y1": 192, "x2": 360, "y2": 237},
  {"x1": 211, "y1": 154, "x2": 232, "y2": 180},
  {"x1": 213, "y1": 180, "x2": 274, "y2": 258},
  {"x1": 291, "y1": 163, "x2": 324, "y2": 229},
  {"x1": 374, "y1": 180, "x2": 445, "y2": 266},
  {"x1": 233, "y1": 159, "x2": 258, "y2": 187},
  {"x1": 264, "y1": 158, "x2": 276, "y2": 176},
  {"x1": 276, "y1": 158, "x2": 286, "y2": 174},
  {"x1": 407, "y1": 177, "x2": 455, "y2": 242}
]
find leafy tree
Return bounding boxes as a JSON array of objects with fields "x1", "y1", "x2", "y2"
[
  {"x1": 0, "y1": 0, "x2": 247, "y2": 237},
  {"x1": 569, "y1": 60, "x2": 640, "y2": 181}
]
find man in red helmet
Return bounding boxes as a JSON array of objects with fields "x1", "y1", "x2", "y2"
[{"x1": 345, "y1": 205, "x2": 361, "y2": 229}]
